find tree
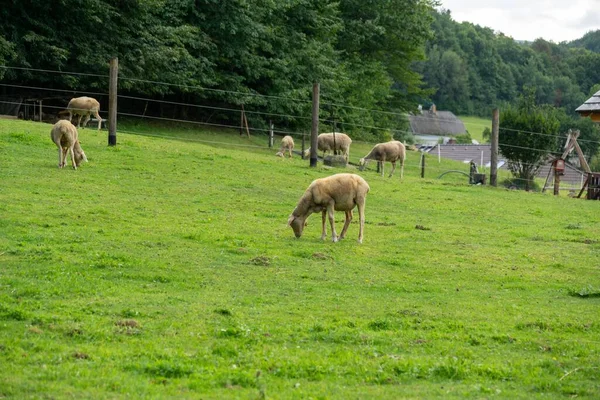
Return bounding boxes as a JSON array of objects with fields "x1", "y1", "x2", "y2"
[{"x1": 499, "y1": 91, "x2": 560, "y2": 190}]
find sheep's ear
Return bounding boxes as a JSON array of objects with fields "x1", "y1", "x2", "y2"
[{"x1": 287, "y1": 214, "x2": 295, "y2": 226}]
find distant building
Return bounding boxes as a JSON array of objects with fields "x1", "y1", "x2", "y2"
[
  {"x1": 575, "y1": 90, "x2": 600, "y2": 123},
  {"x1": 408, "y1": 105, "x2": 467, "y2": 145}
]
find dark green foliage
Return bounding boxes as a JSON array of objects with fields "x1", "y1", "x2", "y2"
[
  {"x1": 419, "y1": 10, "x2": 600, "y2": 119},
  {"x1": 0, "y1": 0, "x2": 437, "y2": 141},
  {"x1": 499, "y1": 90, "x2": 561, "y2": 190}
]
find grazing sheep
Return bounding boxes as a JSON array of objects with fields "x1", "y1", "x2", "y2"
[
  {"x1": 359, "y1": 140, "x2": 406, "y2": 179},
  {"x1": 303, "y1": 132, "x2": 352, "y2": 161},
  {"x1": 67, "y1": 96, "x2": 103, "y2": 130},
  {"x1": 276, "y1": 135, "x2": 295, "y2": 157},
  {"x1": 287, "y1": 173, "x2": 369, "y2": 243},
  {"x1": 51, "y1": 120, "x2": 87, "y2": 170}
]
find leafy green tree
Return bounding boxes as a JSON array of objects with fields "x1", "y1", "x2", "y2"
[{"x1": 499, "y1": 91, "x2": 561, "y2": 190}]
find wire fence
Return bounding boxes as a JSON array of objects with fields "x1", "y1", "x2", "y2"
[{"x1": 1, "y1": 64, "x2": 598, "y2": 191}]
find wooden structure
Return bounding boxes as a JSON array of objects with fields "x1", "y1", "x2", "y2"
[
  {"x1": 239, "y1": 104, "x2": 250, "y2": 137},
  {"x1": 575, "y1": 90, "x2": 600, "y2": 123},
  {"x1": 542, "y1": 129, "x2": 590, "y2": 195},
  {"x1": 579, "y1": 173, "x2": 600, "y2": 200}
]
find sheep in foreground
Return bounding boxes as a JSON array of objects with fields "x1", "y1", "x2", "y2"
[
  {"x1": 359, "y1": 140, "x2": 406, "y2": 179},
  {"x1": 303, "y1": 132, "x2": 352, "y2": 161},
  {"x1": 287, "y1": 173, "x2": 369, "y2": 243},
  {"x1": 51, "y1": 120, "x2": 87, "y2": 169},
  {"x1": 276, "y1": 135, "x2": 295, "y2": 157},
  {"x1": 67, "y1": 96, "x2": 103, "y2": 130}
]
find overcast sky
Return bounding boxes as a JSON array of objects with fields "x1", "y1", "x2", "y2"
[{"x1": 439, "y1": 0, "x2": 600, "y2": 43}]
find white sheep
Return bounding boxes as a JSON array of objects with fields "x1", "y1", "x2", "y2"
[
  {"x1": 51, "y1": 120, "x2": 88, "y2": 169},
  {"x1": 276, "y1": 135, "x2": 295, "y2": 157},
  {"x1": 287, "y1": 173, "x2": 369, "y2": 243},
  {"x1": 303, "y1": 132, "x2": 352, "y2": 161},
  {"x1": 359, "y1": 140, "x2": 406, "y2": 179},
  {"x1": 67, "y1": 96, "x2": 103, "y2": 130}
]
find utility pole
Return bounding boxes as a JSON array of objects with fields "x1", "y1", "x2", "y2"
[{"x1": 490, "y1": 108, "x2": 499, "y2": 186}]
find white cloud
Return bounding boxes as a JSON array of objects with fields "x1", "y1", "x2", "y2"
[{"x1": 439, "y1": 0, "x2": 600, "y2": 42}]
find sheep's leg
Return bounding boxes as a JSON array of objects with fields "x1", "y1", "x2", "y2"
[
  {"x1": 82, "y1": 113, "x2": 91, "y2": 129},
  {"x1": 61, "y1": 147, "x2": 68, "y2": 168},
  {"x1": 400, "y1": 158, "x2": 404, "y2": 180},
  {"x1": 339, "y1": 210, "x2": 353, "y2": 240},
  {"x1": 380, "y1": 161, "x2": 385, "y2": 177},
  {"x1": 320, "y1": 210, "x2": 327, "y2": 240},
  {"x1": 68, "y1": 111, "x2": 73, "y2": 123},
  {"x1": 68, "y1": 146, "x2": 77, "y2": 170},
  {"x1": 57, "y1": 147, "x2": 64, "y2": 168},
  {"x1": 327, "y1": 203, "x2": 338, "y2": 242},
  {"x1": 389, "y1": 161, "x2": 396, "y2": 178},
  {"x1": 357, "y1": 200, "x2": 366, "y2": 244},
  {"x1": 76, "y1": 114, "x2": 83, "y2": 128},
  {"x1": 93, "y1": 110, "x2": 102, "y2": 130}
]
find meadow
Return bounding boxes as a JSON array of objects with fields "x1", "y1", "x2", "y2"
[
  {"x1": 460, "y1": 116, "x2": 492, "y2": 143},
  {"x1": 1, "y1": 119, "x2": 599, "y2": 399}
]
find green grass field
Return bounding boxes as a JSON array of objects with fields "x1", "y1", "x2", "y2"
[
  {"x1": 460, "y1": 116, "x2": 492, "y2": 143},
  {"x1": 1, "y1": 119, "x2": 599, "y2": 399}
]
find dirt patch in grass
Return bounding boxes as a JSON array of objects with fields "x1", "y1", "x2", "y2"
[{"x1": 249, "y1": 256, "x2": 271, "y2": 266}]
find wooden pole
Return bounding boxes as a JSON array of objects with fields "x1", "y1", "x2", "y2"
[
  {"x1": 108, "y1": 57, "x2": 118, "y2": 146},
  {"x1": 243, "y1": 111, "x2": 250, "y2": 137},
  {"x1": 269, "y1": 121, "x2": 274, "y2": 148},
  {"x1": 420, "y1": 152, "x2": 425, "y2": 178},
  {"x1": 310, "y1": 82, "x2": 319, "y2": 167},
  {"x1": 553, "y1": 161, "x2": 561, "y2": 196},
  {"x1": 39, "y1": 100, "x2": 42, "y2": 122},
  {"x1": 490, "y1": 108, "x2": 499, "y2": 186},
  {"x1": 240, "y1": 106, "x2": 244, "y2": 136}
]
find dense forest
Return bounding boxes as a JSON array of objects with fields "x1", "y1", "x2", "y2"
[
  {"x1": 0, "y1": 1, "x2": 599, "y2": 142},
  {"x1": 418, "y1": 10, "x2": 600, "y2": 118}
]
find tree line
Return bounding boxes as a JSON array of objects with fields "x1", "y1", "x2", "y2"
[
  {"x1": 0, "y1": 2, "x2": 599, "y2": 151},
  {"x1": 0, "y1": 0, "x2": 436, "y2": 141},
  {"x1": 419, "y1": 10, "x2": 600, "y2": 118}
]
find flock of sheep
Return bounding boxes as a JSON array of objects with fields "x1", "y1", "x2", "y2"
[{"x1": 50, "y1": 96, "x2": 408, "y2": 243}]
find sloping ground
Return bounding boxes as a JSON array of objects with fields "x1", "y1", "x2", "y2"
[{"x1": 1, "y1": 120, "x2": 599, "y2": 399}]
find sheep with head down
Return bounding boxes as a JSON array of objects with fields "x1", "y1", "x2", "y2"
[
  {"x1": 303, "y1": 132, "x2": 352, "y2": 161},
  {"x1": 359, "y1": 140, "x2": 406, "y2": 179},
  {"x1": 275, "y1": 135, "x2": 294, "y2": 157},
  {"x1": 51, "y1": 119, "x2": 87, "y2": 170},
  {"x1": 287, "y1": 173, "x2": 369, "y2": 243}
]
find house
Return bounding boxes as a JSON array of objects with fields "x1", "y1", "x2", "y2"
[
  {"x1": 424, "y1": 144, "x2": 585, "y2": 187},
  {"x1": 575, "y1": 90, "x2": 600, "y2": 123},
  {"x1": 408, "y1": 105, "x2": 467, "y2": 145}
]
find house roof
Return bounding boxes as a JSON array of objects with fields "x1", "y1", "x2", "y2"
[
  {"x1": 408, "y1": 111, "x2": 466, "y2": 136},
  {"x1": 575, "y1": 90, "x2": 600, "y2": 113},
  {"x1": 424, "y1": 144, "x2": 585, "y2": 186}
]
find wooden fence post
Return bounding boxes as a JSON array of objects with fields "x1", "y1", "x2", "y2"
[
  {"x1": 553, "y1": 160, "x2": 561, "y2": 196},
  {"x1": 310, "y1": 82, "x2": 320, "y2": 167},
  {"x1": 490, "y1": 108, "x2": 499, "y2": 186},
  {"x1": 420, "y1": 152, "x2": 425, "y2": 178},
  {"x1": 269, "y1": 120, "x2": 274, "y2": 148},
  {"x1": 108, "y1": 57, "x2": 118, "y2": 146}
]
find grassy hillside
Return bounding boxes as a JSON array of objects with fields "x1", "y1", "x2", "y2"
[
  {"x1": 1, "y1": 119, "x2": 599, "y2": 399},
  {"x1": 460, "y1": 116, "x2": 492, "y2": 143}
]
